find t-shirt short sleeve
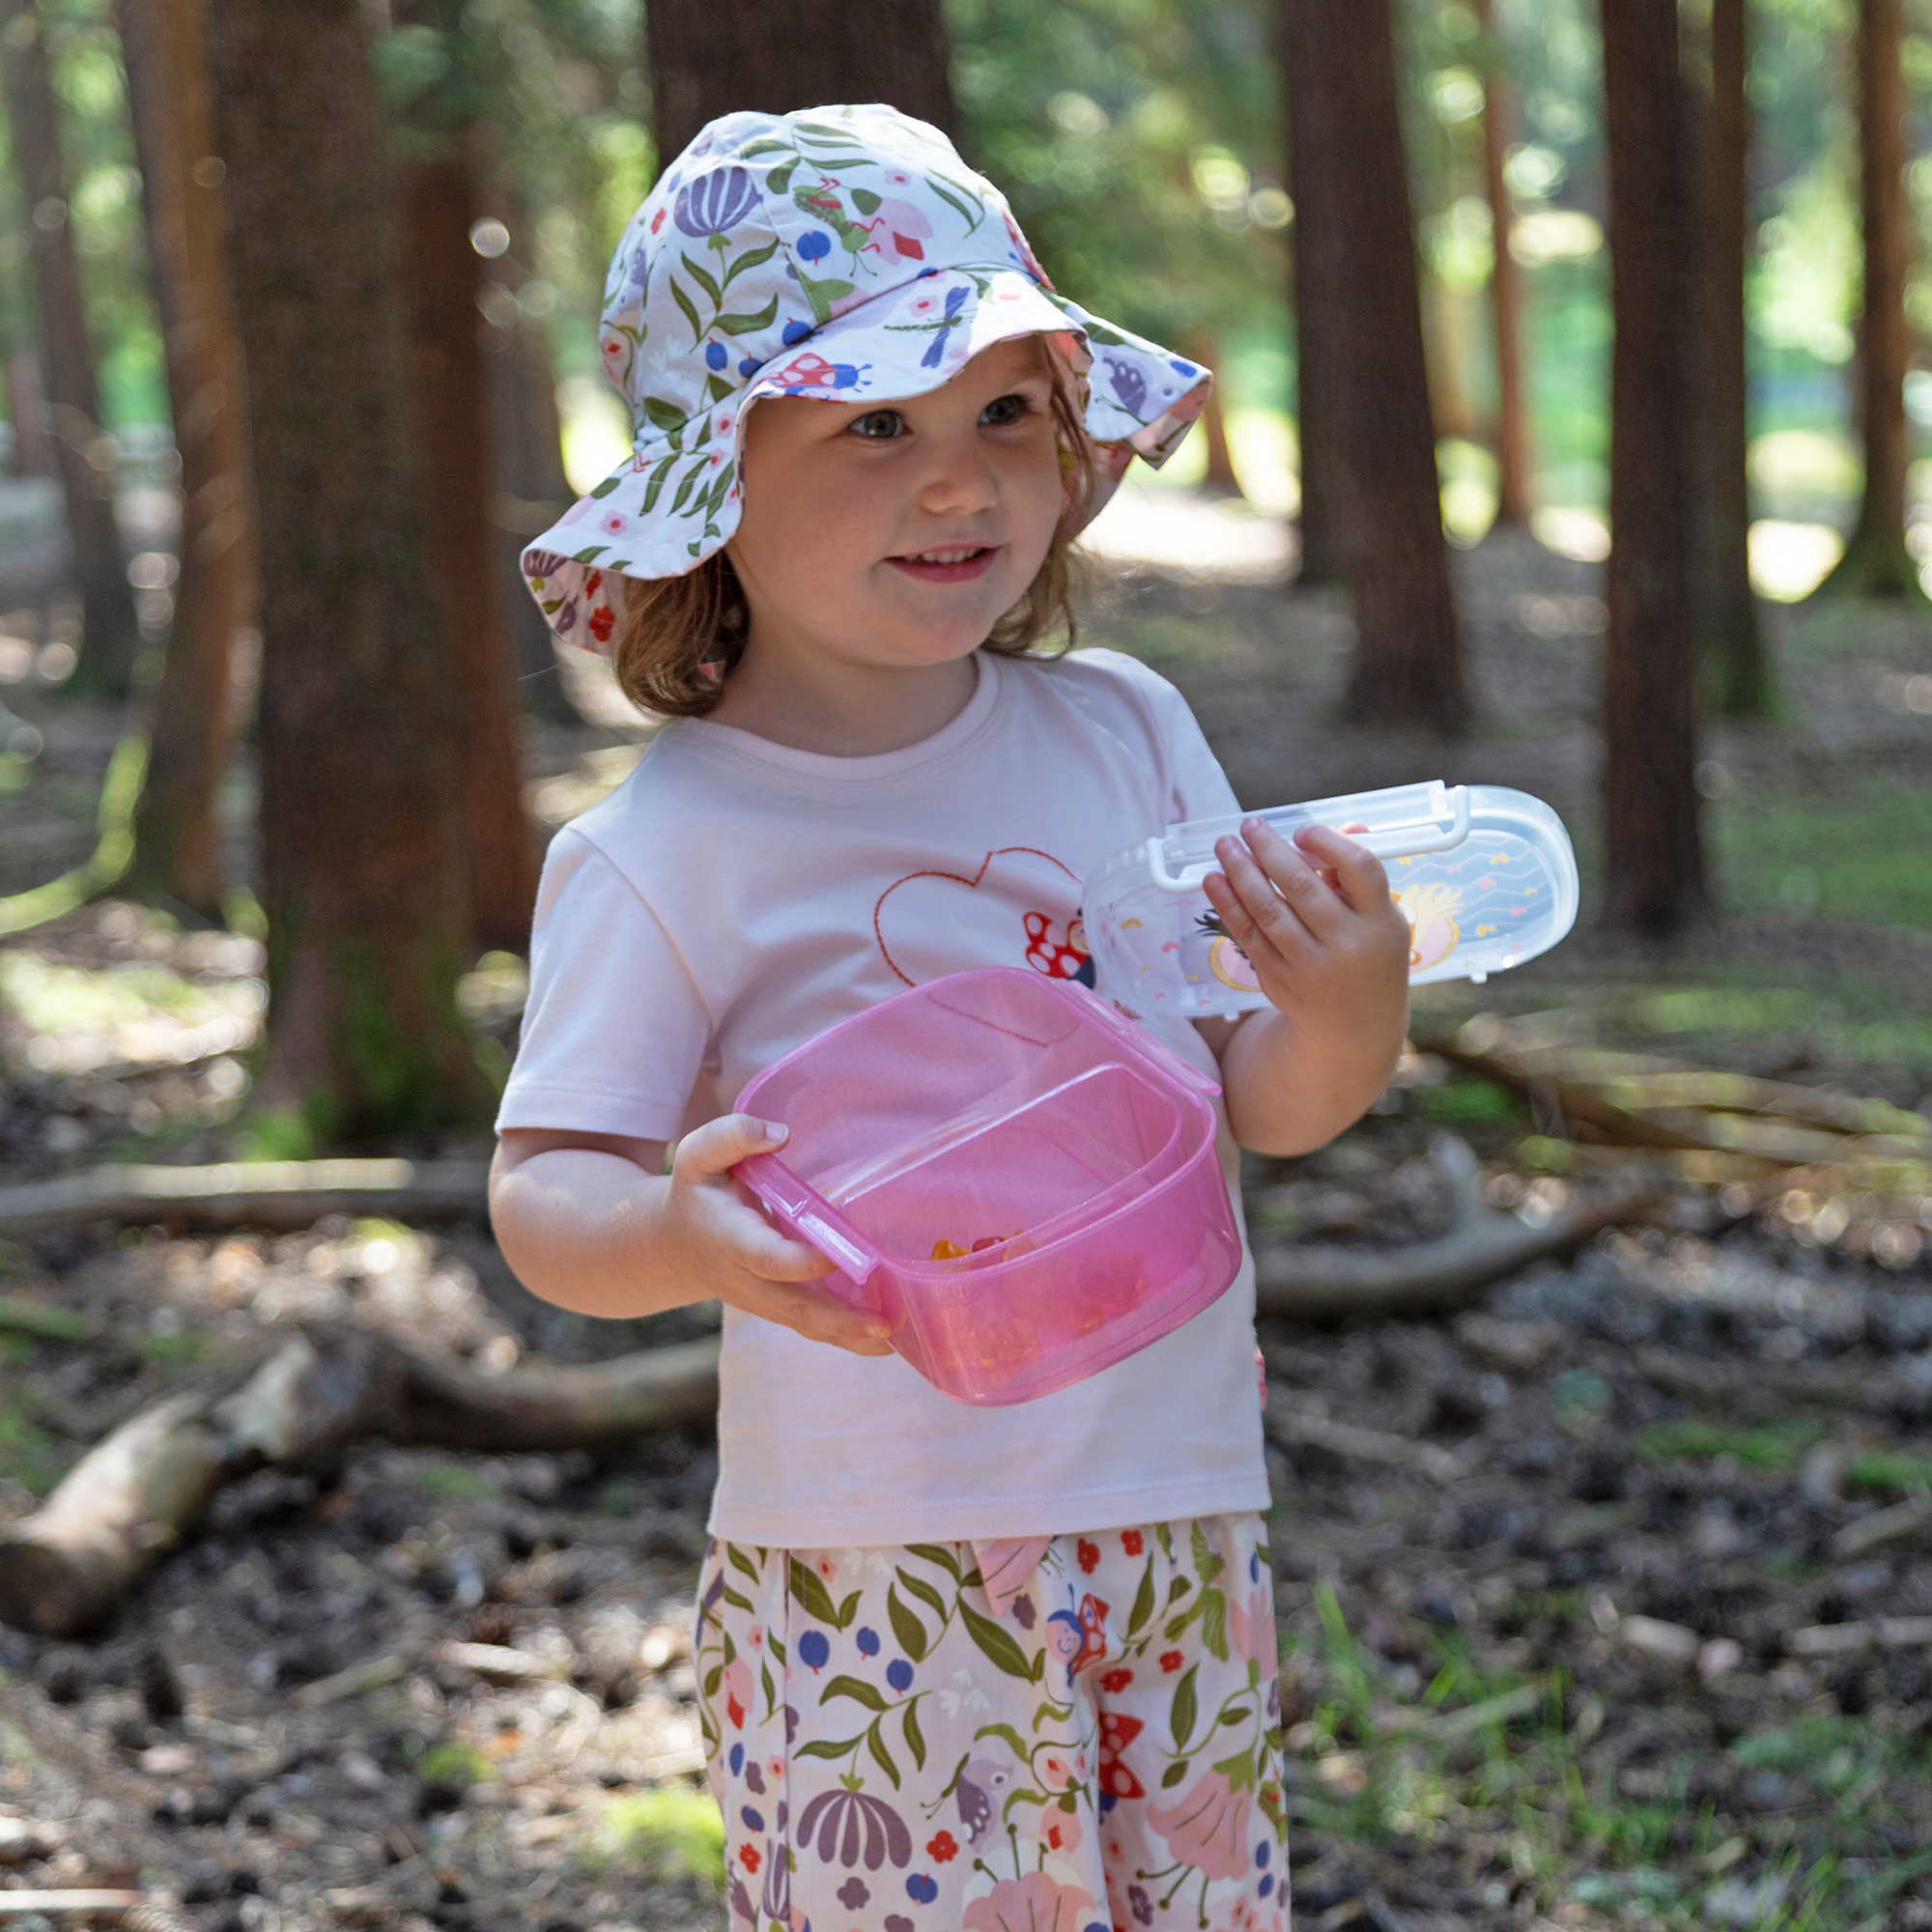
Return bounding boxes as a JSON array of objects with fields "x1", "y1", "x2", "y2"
[
  {"x1": 1072, "y1": 647, "x2": 1242, "y2": 827},
  {"x1": 495, "y1": 826, "x2": 711, "y2": 1143}
]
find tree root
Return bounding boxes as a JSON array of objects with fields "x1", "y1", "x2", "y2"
[
  {"x1": 0, "y1": 1322, "x2": 720, "y2": 1639},
  {"x1": 1253, "y1": 1133, "x2": 1664, "y2": 1321}
]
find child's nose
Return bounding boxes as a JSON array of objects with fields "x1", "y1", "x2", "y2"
[{"x1": 915, "y1": 436, "x2": 1000, "y2": 517}]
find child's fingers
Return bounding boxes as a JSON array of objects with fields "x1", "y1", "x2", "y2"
[
  {"x1": 747, "y1": 1278, "x2": 895, "y2": 1354},
  {"x1": 1293, "y1": 824, "x2": 1392, "y2": 910},
  {"x1": 672, "y1": 1112, "x2": 791, "y2": 1180},
  {"x1": 1221, "y1": 823, "x2": 1340, "y2": 944},
  {"x1": 1207, "y1": 840, "x2": 1316, "y2": 962},
  {"x1": 734, "y1": 1214, "x2": 837, "y2": 1282}
]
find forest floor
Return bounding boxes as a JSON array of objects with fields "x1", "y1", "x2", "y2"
[{"x1": 1, "y1": 513, "x2": 1931, "y2": 1931}]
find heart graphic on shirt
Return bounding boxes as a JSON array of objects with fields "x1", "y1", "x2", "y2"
[{"x1": 873, "y1": 846, "x2": 1084, "y2": 986}]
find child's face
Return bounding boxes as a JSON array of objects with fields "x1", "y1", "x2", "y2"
[{"x1": 726, "y1": 334, "x2": 1067, "y2": 673}]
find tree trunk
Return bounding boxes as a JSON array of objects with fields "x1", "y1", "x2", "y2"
[
  {"x1": 1281, "y1": 2, "x2": 1350, "y2": 583},
  {"x1": 398, "y1": 143, "x2": 539, "y2": 957},
  {"x1": 1284, "y1": 0, "x2": 1470, "y2": 728},
  {"x1": 1180, "y1": 330, "x2": 1244, "y2": 499},
  {"x1": 1600, "y1": 0, "x2": 1707, "y2": 934},
  {"x1": 1474, "y1": 0, "x2": 1532, "y2": 527},
  {"x1": 1816, "y1": 0, "x2": 1918, "y2": 600},
  {"x1": 206, "y1": 0, "x2": 488, "y2": 1145},
  {"x1": 645, "y1": 0, "x2": 956, "y2": 164},
  {"x1": 1685, "y1": 0, "x2": 1774, "y2": 713},
  {"x1": 482, "y1": 182, "x2": 577, "y2": 727},
  {"x1": 0, "y1": 0, "x2": 142, "y2": 696},
  {"x1": 118, "y1": 0, "x2": 256, "y2": 919},
  {"x1": 5, "y1": 351, "x2": 56, "y2": 476}
]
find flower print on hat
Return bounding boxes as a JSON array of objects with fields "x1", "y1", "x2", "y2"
[{"x1": 521, "y1": 102, "x2": 1211, "y2": 656}]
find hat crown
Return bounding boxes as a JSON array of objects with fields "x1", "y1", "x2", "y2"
[{"x1": 599, "y1": 104, "x2": 1048, "y2": 443}]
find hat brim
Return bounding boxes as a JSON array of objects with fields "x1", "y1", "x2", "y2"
[{"x1": 522, "y1": 268, "x2": 1210, "y2": 657}]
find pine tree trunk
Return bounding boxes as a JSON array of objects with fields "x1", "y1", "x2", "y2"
[
  {"x1": 206, "y1": 0, "x2": 487, "y2": 1144},
  {"x1": 1286, "y1": 0, "x2": 1469, "y2": 728},
  {"x1": 1181, "y1": 331, "x2": 1244, "y2": 499},
  {"x1": 1474, "y1": 0, "x2": 1532, "y2": 527},
  {"x1": 398, "y1": 143, "x2": 539, "y2": 957},
  {"x1": 5, "y1": 351, "x2": 55, "y2": 476},
  {"x1": 645, "y1": 0, "x2": 956, "y2": 163},
  {"x1": 1600, "y1": 0, "x2": 1707, "y2": 935},
  {"x1": 1816, "y1": 0, "x2": 1918, "y2": 600},
  {"x1": 118, "y1": 0, "x2": 255, "y2": 918},
  {"x1": 1686, "y1": 0, "x2": 1774, "y2": 713},
  {"x1": 1281, "y1": 0, "x2": 1350, "y2": 584},
  {"x1": 482, "y1": 183, "x2": 577, "y2": 727},
  {"x1": 0, "y1": 0, "x2": 141, "y2": 696}
]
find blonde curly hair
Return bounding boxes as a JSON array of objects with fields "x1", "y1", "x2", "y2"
[{"x1": 611, "y1": 353, "x2": 1099, "y2": 720}]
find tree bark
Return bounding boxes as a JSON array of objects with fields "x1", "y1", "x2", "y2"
[
  {"x1": 1281, "y1": 2, "x2": 1350, "y2": 584},
  {"x1": 5, "y1": 351, "x2": 56, "y2": 475},
  {"x1": 645, "y1": 0, "x2": 956, "y2": 164},
  {"x1": 1816, "y1": 0, "x2": 1919, "y2": 599},
  {"x1": 1685, "y1": 0, "x2": 1773, "y2": 713},
  {"x1": 1600, "y1": 0, "x2": 1707, "y2": 935},
  {"x1": 1180, "y1": 330, "x2": 1243, "y2": 499},
  {"x1": 0, "y1": 0, "x2": 142, "y2": 696},
  {"x1": 118, "y1": 0, "x2": 255, "y2": 919},
  {"x1": 482, "y1": 182, "x2": 577, "y2": 727},
  {"x1": 1284, "y1": 0, "x2": 1470, "y2": 727},
  {"x1": 1473, "y1": 0, "x2": 1531, "y2": 527},
  {"x1": 398, "y1": 142, "x2": 539, "y2": 956},
  {"x1": 206, "y1": 0, "x2": 488, "y2": 1144}
]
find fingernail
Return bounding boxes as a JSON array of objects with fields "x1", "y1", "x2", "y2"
[
  {"x1": 1243, "y1": 816, "x2": 1268, "y2": 838},
  {"x1": 763, "y1": 1121, "x2": 788, "y2": 1143}
]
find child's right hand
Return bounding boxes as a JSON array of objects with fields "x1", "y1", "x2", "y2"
[{"x1": 665, "y1": 1116, "x2": 896, "y2": 1356}]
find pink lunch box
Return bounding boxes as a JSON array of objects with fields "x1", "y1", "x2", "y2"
[{"x1": 731, "y1": 968, "x2": 1242, "y2": 1406}]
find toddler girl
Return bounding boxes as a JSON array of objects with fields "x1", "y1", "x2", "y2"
[{"x1": 490, "y1": 103, "x2": 1409, "y2": 1932}]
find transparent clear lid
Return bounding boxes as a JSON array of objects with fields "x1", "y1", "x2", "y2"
[{"x1": 1082, "y1": 781, "x2": 1579, "y2": 1019}]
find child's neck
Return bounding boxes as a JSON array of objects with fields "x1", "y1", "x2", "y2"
[{"x1": 705, "y1": 641, "x2": 980, "y2": 758}]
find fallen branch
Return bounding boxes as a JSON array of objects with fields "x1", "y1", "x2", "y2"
[
  {"x1": 0, "y1": 1159, "x2": 489, "y2": 1239},
  {"x1": 1264, "y1": 1395, "x2": 1469, "y2": 1485},
  {"x1": 1254, "y1": 1134, "x2": 1662, "y2": 1321},
  {"x1": 0, "y1": 1323, "x2": 721, "y2": 1638}
]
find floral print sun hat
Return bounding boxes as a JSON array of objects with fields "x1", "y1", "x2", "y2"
[{"x1": 522, "y1": 102, "x2": 1212, "y2": 655}]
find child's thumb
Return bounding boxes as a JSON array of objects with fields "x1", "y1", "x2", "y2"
[{"x1": 672, "y1": 1112, "x2": 791, "y2": 1179}]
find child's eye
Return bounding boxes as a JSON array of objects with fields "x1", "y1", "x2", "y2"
[
  {"x1": 848, "y1": 410, "x2": 904, "y2": 440},
  {"x1": 980, "y1": 392, "x2": 1033, "y2": 427}
]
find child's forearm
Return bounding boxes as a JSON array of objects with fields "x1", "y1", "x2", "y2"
[
  {"x1": 489, "y1": 1146, "x2": 696, "y2": 1321},
  {"x1": 1213, "y1": 1002, "x2": 1407, "y2": 1158}
]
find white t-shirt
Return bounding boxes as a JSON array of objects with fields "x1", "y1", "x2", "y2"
[{"x1": 497, "y1": 646, "x2": 1269, "y2": 1547}]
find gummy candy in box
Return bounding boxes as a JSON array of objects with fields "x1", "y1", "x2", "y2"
[{"x1": 1082, "y1": 781, "x2": 1578, "y2": 1019}]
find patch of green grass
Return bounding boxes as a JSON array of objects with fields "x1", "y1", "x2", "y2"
[
  {"x1": 1844, "y1": 1450, "x2": 1932, "y2": 1495},
  {"x1": 416, "y1": 1743, "x2": 490, "y2": 1790},
  {"x1": 408, "y1": 1463, "x2": 504, "y2": 1502},
  {"x1": 1415, "y1": 1077, "x2": 1523, "y2": 1123},
  {"x1": 1711, "y1": 786, "x2": 1932, "y2": 932},
  {"x1": 136, "y1": 1329, "x2": 210, "y2": 1372},
  {"x1": 586, "y1": 1786, "x2": 725, "y2": 1889},
  {"x1": 0, "y1": 1405, "x2": 71, "y2": 1496},
  {"x1": 1283, "y1": 1582, "x2": 1930, "y2": 1929},
  {"x1": 1634, "y1": 1417, "x2": 1824, "y2": 1472}
]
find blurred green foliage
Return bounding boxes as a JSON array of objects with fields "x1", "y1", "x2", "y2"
[{"x1": 4, "y1": 0, "x2": 1932, "y2": 526}]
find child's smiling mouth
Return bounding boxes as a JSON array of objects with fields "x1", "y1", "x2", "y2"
[{"x1": 886, "y1": 544, "x2": 1000, "y2": 583}]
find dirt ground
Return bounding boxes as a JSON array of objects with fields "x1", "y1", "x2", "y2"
[{"x1": 2, "y1": 526, "x2": 1932, "y2": 1930}]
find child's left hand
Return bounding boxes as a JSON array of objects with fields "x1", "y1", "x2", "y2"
[{"x1": 1201, "y1": 817, "x2": 1410, "y2": 1038}]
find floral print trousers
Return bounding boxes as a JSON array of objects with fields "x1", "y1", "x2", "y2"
[{"x1": 695, "y1": 1513, "x2": 1289, "y2": 1932}]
